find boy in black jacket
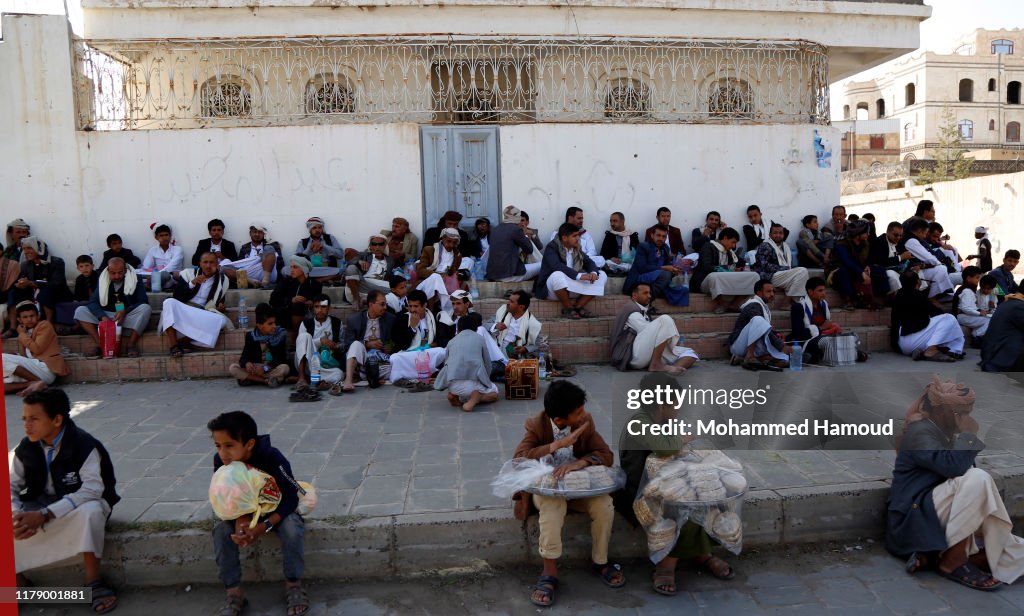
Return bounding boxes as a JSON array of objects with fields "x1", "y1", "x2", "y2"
[
  {"x1": 228, "y1": 302, "x2": 291, "y2": 387},
  {"x1": 11, "y1": 389, "x2": 120, "y2": 613},
  {"x1": 209, "y1": 411, "x2": 309, "y2": 616},
  {"x1": 98, "y1": 233, "x2": 142, "y2": 271}
]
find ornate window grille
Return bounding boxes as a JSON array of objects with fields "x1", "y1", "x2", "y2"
[
  {"x1": 200, "y1": 78, "x2": 252, "y2": 118},
  {"x1": 605, "y1": 78, "x2": 651, "y2": 120},
  {"x1": 71, "y1": 36, "x2": 829, "y2": 130},
  {"x1": 958, "y1": 119, "x2": 973, "y2": 141}
]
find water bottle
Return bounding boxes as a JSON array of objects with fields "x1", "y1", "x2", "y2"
[
  {"x1": 538, "y1": 352, "x2": 547, "y2": 380},
  {"x1": 415, "y1": 351, "x2": 431, "y2": 383},
  {"x1": 469, "y1": 274, "x2": 480, "y2": 300},
  {"x1": 789, "y1": 341, "x2": 803, "y2": 371},
  {"x1": 150, "y1": 271, "x2": 160, "y2": 292},
  {"x1": 237, "y1": 295, "x2": 249, "y2": 329},
  {"x1": 405, "y1": 259, "x2": 416, "y2": 280},
  {"x1": 310, "y1": 352, "x2": 321, "y2": 388}
]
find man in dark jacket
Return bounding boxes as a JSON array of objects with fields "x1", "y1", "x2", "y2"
[
  {"x1": 868, "y1": 221, "x2": 913, "y2": 297},
  {"x1": 623, "y1": 225, "x2": 678, "y2": 297},
  {"x1": 690, "y1": 211, "x2": 726, "y2": 254},
  {"x1": 486, "y1": 206, "x2": 539, "y2": 282},
  {"x1": 74, "y1": 257, "x2": 152, "y2": 357},
  {"x1": 11, "y1": 389, "x2": 120, "y2": 612},
  {"x1": 344, "y1": 234, "x2": 395, "y2": 311},
  {"x1": 602, "y1": 211, "x2": 640, "y2": 276},
  {"x1": 980, "y1": 295, "x2": 1024, "y2": 373},
  {"x1": 534, "y1": 223, "x2": 607, "y2": 318},
  {"x1": 191, "y1": 218, "x2": 239, "y2": 266},
  {"x1": 727, "y1": 280, "x2": 792, "y2": 371},
  {"x1": 269, "y1": 256, "x2": 323, "y2": 336},
  {"x1": 7, "y1": 237, "x2": 71, "y2": 329},
  {"x1": 888, "y1": 378, "x2": 1018, "y2": 590},
  {"x1": 341, "y1": 289, "x2": 396, "y2": 392},
  {"x1": 643, "y1": 207, "x2": 685, "y2": 257},
  {"x1": 423, "y1": 210, "x2": 472, "y2": 247}
]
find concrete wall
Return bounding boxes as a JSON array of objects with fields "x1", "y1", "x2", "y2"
[{"x1": 841, "y1": 171, "x2": 1024, "y2": 262}]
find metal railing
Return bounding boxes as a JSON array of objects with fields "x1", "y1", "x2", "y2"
[{"x1": 72, "y1": 35, "x2": 830, "y2": 130}]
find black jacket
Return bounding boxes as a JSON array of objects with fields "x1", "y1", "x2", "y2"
[
  {"x1": 423, "y1": 226, "x2": 471, "y2": 249},
  {"x1": 690, "y1": 241, "x2": 742, "y2": 293},
  {"x1": 486, "y1": 223, "x2": 533, "y2": 280},
  {"x1": 343, "y1": 310, "x2": 396, "y2": 354},
  {"x1": 17, "y1": 257, "x2": 71, "y2": 304},
  {"x1": 172, "y1": 270, "x2": 227, "y2": 306},
  {"x1": 14, "y1": 418, "x2": 119, "y2": 510},
  {"x1": 600, "y1": 230, "x2": 641, "y2": 261},
  {"x1": 73, "y1": 272, "x2": 100, "y2": 302},
  {"x1": 192, "y1": 238, "x2": 239, "y2": 266},
  {"x1": 270, "y1": 275, "x2": 323, "y2": 316},
  {"x1": 890, "y1": 287, "x2": 944, "y2": 349},
  {"x1": 391, "y1": 312, "x2": 436, "y2": 352},
  {"x1": 213, "y1": 434, "x2": 299, "y2": 521},
  {"x1": 533, "y1": 241, "x2": 600, "y2": 300},
  {"x1": 99, "y1": 248, "x2": 141, "y2": 270},
  {"x1": 238, "y1": 329, "x2": 288, "y2": 369},
  {"x1": 868, "y1": 235, "x2": 901, "y2": 268}
]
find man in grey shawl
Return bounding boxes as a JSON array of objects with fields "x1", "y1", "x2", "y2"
[{"x1": 433, "y1": 313, "x2": 498, "y2": 412}]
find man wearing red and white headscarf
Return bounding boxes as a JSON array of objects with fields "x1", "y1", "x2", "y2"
[{"x1": 295, "y1": 216, "x2": 345, "y2": 283}]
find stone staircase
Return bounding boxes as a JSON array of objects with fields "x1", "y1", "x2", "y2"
[{"x1": 9, "y1": 278, "x2": 893, "y2": 383}]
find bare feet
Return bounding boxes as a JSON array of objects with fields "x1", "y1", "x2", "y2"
[
  {"x1": 18, "y1": 381, "x2": 46, "y2": 397},
  {"x1": 650, "y1": 363, "x2": 685, "y2": 375},
  {"x1": 447, "y1": 392, "x2": 462, "y2": 407}
]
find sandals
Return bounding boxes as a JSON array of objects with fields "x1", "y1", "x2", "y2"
[
  {"x1": 531, "y1": 575, "x2": 559, "y2": 607},
  {"x1": 575, "y1": 308, "x2": 596, "y2": 319},
  {"x1": 939, "y1": 562, "x2": 1002, "y2": 591},
  {"x1": 285, "y1": 585, "x2": 310, "y2": 616},
  {"x1": 289, "y1": 388, "x2": 321, "y2": 403},
  {"x1": 561, "y1": 308, "x2": 581, "y2": 320},
  {"x1": 653, "y1": 566, "x2": 677, "y2": 596},
  {"x1": 87, "y1": 580, "x2": 118, "y2": 614},
  {"x1": 905, "y1": 551, "x2": 933, "y2": 575},
  {"x1": 217, "y1": 594, "x2": 248, "y2": 616},
  {"x1": 912, "y1": 349, "x2": 955, "y2": 363},
  {"x1": 592, "y1": 562, "x2": 626, "y2": 588},
  {"x1": 697, "y1": 555, "x2": 736, "y2": 580},
  {"x1": 329, "y1": 382, "x2": 344, "y2": 396}
]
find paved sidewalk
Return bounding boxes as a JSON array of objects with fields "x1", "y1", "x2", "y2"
[
  {"x1": 24, "y1": 543, "x2": 1024, "y2": 615},
  {"x1": 7, "y1": 349, "x2": 1024, "y2": 527}
]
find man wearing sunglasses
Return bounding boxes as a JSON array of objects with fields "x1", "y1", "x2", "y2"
[{"x1": 344, "y1": 234, "x2": 396, "y2": 311}]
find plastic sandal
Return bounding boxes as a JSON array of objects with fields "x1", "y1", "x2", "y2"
[
  {"x1": 285, "y1": 585, "x2": 310, "y2": 616},
  {"x1": 531, "y1": 575, "x2": 558, "y2": 607},
  {"x1": 593, "y1": 562, "x2": 626, "y2": 588}
]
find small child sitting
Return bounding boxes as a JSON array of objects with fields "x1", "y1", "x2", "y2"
[
  {"x1": 99, "y1": 234, "x2": 142, "y2": 271},
  {"x1": 386, "y1": 275, "x2": 408, "y2": 314},
  {"x1": 977, "y1": 274, "x2": 998, "y2": 315},
  {"x1": 73, "y1": 255, "x2": 99, "y2": 302},
  {"x1": 228, "y1": 302, "x2": 291, "y2": 387},
  {"x1": 208, "y1": 411, "x2": 309, "y2": 616},
  {"x1": 796, "y1": 215, "x2": 833, "y2": 268},
  {"x1": 954, "y1": 266, "x2": 989, "y2": 345}
]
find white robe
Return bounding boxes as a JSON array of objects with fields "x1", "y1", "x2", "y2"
[{"x1": 626, "y1": 310, "x2": 698, "y2": 370}]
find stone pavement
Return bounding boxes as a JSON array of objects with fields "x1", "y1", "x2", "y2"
[
  {"x1": 6, "y1": 348, "x2": 1024, "y2": 528},
  {"x1": 22, "y1": 543, "x2": 1024, "y2": 615}
]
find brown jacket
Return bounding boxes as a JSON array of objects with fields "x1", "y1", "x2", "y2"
[
  {"x1": 17, "y1": 320, "x2": 69, "y2": 377},
  {"x1": 415, "y1": 244, "x2": 465, "y2": 281},
  {"x1": 511, "y1": 409, "x2": 614, "y2": 519}
]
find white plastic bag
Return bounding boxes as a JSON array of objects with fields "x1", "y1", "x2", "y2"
[{"x1": 491, "y1": 457, "x2": 556, "y2": 498}]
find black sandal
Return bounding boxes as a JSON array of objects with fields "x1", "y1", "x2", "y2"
[
  {"x1": 285, "y1": 585, "x2": 310, "y2": 616},
  {"x1": 906, "y1": 551, "x2": 932, "y2": 574},
  {"x1": 593, "y1": 562, "x2": 626, "y2": 588},
  {"x1": 939, "y1": 562, "x2": 1002, "y2": 591},
  {"x1": 531, "y1": 575, "x2": 558, "y2": 607},
  {"x1": 217, "y1": 594, "x2": 248, "y2": 616},
  {"x1": 87, "y1": 580, "x2": 118, "y2": 614}
]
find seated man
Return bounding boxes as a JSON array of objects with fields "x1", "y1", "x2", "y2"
[
  {"x1": 989, "y1": 249, "x2": 1020, "y2": 300},
  {"x1": 690, "y1": 210, "x2": 727, "y2": 254},
  {"x1": 488, "y1": 290, "x2": 542, "y2": 377},
  {"x1": 828, "y1": 221, "x2": 885, "y2": 310},
  {"x1": 269, "y1": 256, "x2": 323, "y2": 336},
  {"x1": 520, "y1": 210, "x2": 545, "y2": 263},
  {"x1": 98, "y1": 233, "x2": 141, "y2": 271},
  {"x1": 535, "y1": 223, "x2": 607, "y2": 319},
  {"x1": 11, "y1": 389, "x2": 120, "y2": 613},
  {"x1": 513, "y1": 380, "x2": 626, "y2": 607},
  {"x1": 416, "y1": 228, "x2": 473, "y2": 313},
  {"x1": 742, "y1": 204, "x2": 770, "y2": 261},
  {"x1": 643, "y1": 207, "x2": 685, "y2": 257},
  {"x1": 549, "y1": 207, "x2": 606, "y2": 269},
  {"x1": 821, "y1": 205, "x2": 847, "y2": 243},
  {"x1": 690, "y1": 227, "x2": 760, "y2": 314},
  {"x1": 4, "y1": 218, "x2": 30, "y2": 263},
  {"x1": 436, "y1": 289, "x2": 478, "y2": 348},
  {"x1": 869, "y1": 221, "x2": 913, "y2": 296},
  {"x1": 890, "y1": 271, "x2": 964, "y2": 362},
  {"x1": 623, "y1": 224, "x2": 679, "y2": 299},
  {"x1": 3, "y1": 302, "x2": 69, "y2": 395},
  {"x1": 340, "y1": 290, "x2": 395, "y2": 393},
  {"x1": 790, "y1": 276, "x2": 843, "y2": 365},
  {"x1": 295, "y1": 216, "x2": 345, "y2": 283},
  {"x1": 423, "y1": 210, "x2": 471, "y2": 247},
  {"x1": 192, "y1": 218, "x2": 238, "y2": 266},
  {"x1": 344, "y1": 234, "x2": 395, "y2": 311},
  {"x1": 928, "y1": 222, "x2": 963, "y2": 286},
  {"x1": 468, "y1": 217, "x2": 491, "y2": 260},
  {"x1": 73, "y1": 257, "x2": 152, "y2": 358},
  {"x1": 159, "y1": 252, "x2": 233, "y2": 357},
  {"x1": 889, "y1": 378, "x2": 1024, "y2": 591},
  {"x1": 611, "y1": 282, "x2": 697, "y2": 374},
  {"x1": 140, "y1": 223, "x2": 184, "y2": 292},
  {"x1": 228, "y1": 302, "x2": 290, "y2": 388},
  {"x1": 7, "y1": 237, "x2": 72, "y2": 332},
  {"x1": 903, "y1": 217, "x2": 954, "y2": 299},
  {"x1": 294, "y1": 294, "x2": 345, "y2": 394},
  {"x1": 487, "y1": 206, "x2": 541, "y2": 283},
  {"x1": 727, "y1": 280, "x2": 793, "y2": 372},
  {"x1": 796, "y1": 215, "x2": 833, "y2": 268},
  {"x1": 222, "y1": 222, "x2": 283, "y2": 290},
  {"x1": 602, "y1": 211, "x2": 639, "y2": 275},
  {"x1": 980, "y1": 292, "x2": 1024, "y2": 373},
  {"x1": 387, "y1": 290, "x2": 446, "y2": 385},
  {"x1": 752, "y1": 223, "x2": 808, "y2": 302},
  {"x1": 382, "y1": 217, "x2": 420, "y2": 265},
  {"x1": 433, "y1": 313, "x2": 498, "y2": 412},
  {"x1": 386, "y1": 275, "x2": 409, "y2": 315}
]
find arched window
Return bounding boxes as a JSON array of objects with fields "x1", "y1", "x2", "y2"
[
  {"x1": 1009, "y1": 81, "x2": 1022, "y2": 105},
  {"x1": 855, "y1": 102, "x2": 869, "y2": 121},
  {"x1": 989, "y1": 78, "x2": 997, "y2": 92},
  {"x1": 958, "y1": 119, "x2": 973, "y2": 140},
  {"x1": 905, "y1": 83, "x2": 916, "y2": 106},
  {"x1": 876, "y1": 98, "x2": 886, "y2": 118},
  {"x1": 708, "y1": 78, "x2": 753, "y2": 119},
  {"x1": 200, "y1": 77, "x2": 252, "y2": 118},
  {"x1": 604, "y1": 78, "x2": 651, "y2": 120},
  {"x1": 1008, "y1": 122, "x2": 1022, "y2": 143},
  {"x1": 305, "y1": 74, "x2": 355, "y2": 114},
  {"x1": 959, "y1": 78, "x2": 974, "y2": 102},
  {"x1": 904, "y1": 153, "x2": 917, "y2": 162},
  {"x1": 843, "y1": 104, "x2": 851, "y2": 119},
  {"x1": 989, "y1": 119, "x2": 996, "y2": 131},
  {"x1": 992, "y1": 39, "x2": 1014, "y2": 55},
  {"x1": 904, "y1": 123, "x2": 915, "y2": 141}
]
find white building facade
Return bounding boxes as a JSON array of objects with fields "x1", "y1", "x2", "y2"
[{"x1": 1, "y1": 0, "x2": 928, "y2": 265}]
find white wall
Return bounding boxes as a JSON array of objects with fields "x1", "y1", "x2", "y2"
[
  {"x1": 500, "y1": 123, "x2": 842, "y2": 244},
  {"x1": 842, "y1": 171, "x2": 1024, "y2": 262}
]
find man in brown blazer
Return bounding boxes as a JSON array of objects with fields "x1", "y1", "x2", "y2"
[
  {"x1": 2, "y1": 302, "x2": 68, "y2": 395},
  {"x1": 513, "y1": 380, "x2": 626, "y2": 607},
  {"x1": 644, "y1": 207, "x2": 686, "y2": 257}
]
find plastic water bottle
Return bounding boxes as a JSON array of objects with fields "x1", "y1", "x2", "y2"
[
  {"x1": 415, "y1": 351, "x2": 431, "y2": 383},
  {"x1": 469, "y1": 274, "x2": 480, "y2": 300},
  {"x1": 150, "y1": 271, "x2": 160, "y2": 292},
  {"x1": 237, "y1": 295, "x2": 249, "y2": 329},
  {"x1": 538, "y1": 352, "x2": 547, "y2": 380},
  {"x1": 405, "y1": 259, "x2": 416, "y2": 280},
  {"x1": 789, "y1": 341, "x2": 803, "y2": 371},
  {"x1": 310, "y1": 352, "x2": 321, "y2": 388}
]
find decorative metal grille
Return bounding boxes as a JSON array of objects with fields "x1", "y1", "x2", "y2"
[{"x1": 71, "y1": 35, "x2": 830, "y2": 130}]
